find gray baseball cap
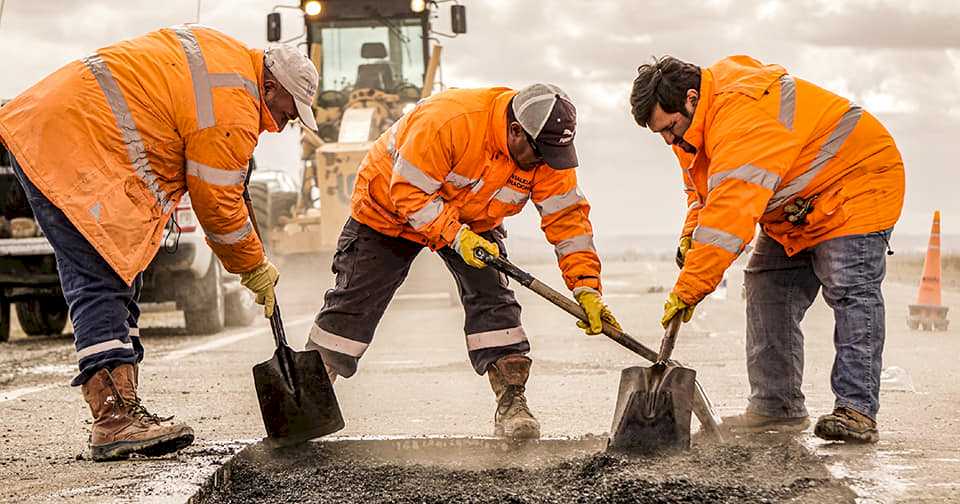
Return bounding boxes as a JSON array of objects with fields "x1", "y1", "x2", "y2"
[
  {"x1": 512, "y1": 83, "x2": 578, "y2": 169},
  {"x1": 264, "y1": 44, "x2": 319, "y2": 131}
]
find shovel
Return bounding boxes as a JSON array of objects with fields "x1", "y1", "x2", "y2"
[
  {"x1": 608, "y1": 317, "x2": 696, "y2": 451},
  {"x1": 243, "y1": 191, "x2": 344, "y2": 445},
  {"x1": 252, "y1": 306, "x2": 344, "y2": 444},
  {"x1": 474, "y1": 248, "x2": 723, "y2": 444}
]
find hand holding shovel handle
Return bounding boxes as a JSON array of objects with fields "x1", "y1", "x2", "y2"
[{"x1": 475, "y1": 248, "x2": 724, "y2": 441}]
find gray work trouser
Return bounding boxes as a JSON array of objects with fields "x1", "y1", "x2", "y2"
[{"x1": 744, "y1": 229, "x2": 891, "y2": 420}]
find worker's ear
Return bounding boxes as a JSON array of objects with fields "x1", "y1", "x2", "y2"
[
  {"x1": 686, "y1": 89, "x2": 699, "y2": 110},
  {"x1": 508, "y1": 121, "x2": 524, "y2": 141}
]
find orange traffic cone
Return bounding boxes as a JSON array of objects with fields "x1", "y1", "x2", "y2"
[{"x1": 908, "y1": 211, "x2": 949, "y2": 331}]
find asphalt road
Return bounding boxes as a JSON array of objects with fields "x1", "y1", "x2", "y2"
[{"x1": 0, "y1": 253, "x2": 957, "y2": 503}]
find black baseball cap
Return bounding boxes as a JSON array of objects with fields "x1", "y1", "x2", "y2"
[{"x1": 512, "y1": 83, "x2": 578, "y2": 169}]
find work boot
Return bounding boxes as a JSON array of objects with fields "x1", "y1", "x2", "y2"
[
  {"x1": 487, "y1": 354, "x2": 540, "y2": 440},
  {"x1": 721, "y1": 411, "x2": 810, "y2": 434},
  {"x1": 81, "y1": 364, "x2": 194, "y2": 461},
  {"x1": 814, "y1": 406, "x2": 879, "y2": 444}
]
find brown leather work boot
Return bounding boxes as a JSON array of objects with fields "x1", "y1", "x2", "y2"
[
  {"x1": 722, "y1": 411, "x2": 811, "y2": 434},
  {"x1": 487, "y1": 354, "x2": 540, "y2": 440},
  {"x1": 814, "y1": 406, "x2": 879, "y2": 444},
  {"x1": 82, "y1": 364, "x2": 195, "y2": 461}
]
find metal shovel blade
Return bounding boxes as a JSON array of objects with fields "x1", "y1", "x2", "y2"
[
  {"x1": 608, "y1": 363, "x2": 697, "y2": 452},
  {"x1": 253, "y1": 344, "x2": 344, "y2": 445}
]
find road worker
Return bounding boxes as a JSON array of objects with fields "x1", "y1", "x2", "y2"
[
  {"x1": 307, "y1": 84, "x2": 620, "y2": 439},
  {"x1": 0, "y1": 26, "x2": 317, "y2": 461},
  {"x1": 630, "y1": 55, "x2": 904, "y2": 443}
]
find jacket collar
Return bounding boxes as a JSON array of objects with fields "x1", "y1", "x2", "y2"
[
  {"x1": 680, "y1": 66, "x2": 713, "y2": 158},
  {"x1": 249, "y1": 49, "x2": 279, "y2": 134},
  {"x1": 488, "y1": 89, "x2": 519, "y2": 161}
]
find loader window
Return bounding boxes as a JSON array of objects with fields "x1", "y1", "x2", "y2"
[{"x1": 319, "y1": 20, "x2": 425, "y2": 93}]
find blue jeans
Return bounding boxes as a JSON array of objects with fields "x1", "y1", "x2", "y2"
[
  {"x1": 11, "y1": 156, "x2": 144, "y2": 386},
  {"x1": 744, "y1": 229, "x2": 890, "y2": 420}
]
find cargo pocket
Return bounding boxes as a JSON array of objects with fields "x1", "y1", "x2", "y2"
[
  {"x1": 331, "y1": 230, "x2": 359, "y2": 288},
  {"x1": 97, "y1": 175, "x2": 162, "y2": 267}
]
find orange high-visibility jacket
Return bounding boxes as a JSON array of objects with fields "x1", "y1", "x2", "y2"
[
  {"x1": 0, "y1": 25, "x2": 270, "y2": 285},
  {"x1": 352, "y1": 87, "x2": 601, "y2": 291},
  {"x1": 673, "y1": 55, "x2": 904, "y2": 304}
]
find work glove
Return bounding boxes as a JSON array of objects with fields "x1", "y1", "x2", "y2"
[
  {"x1": 452, "y1": 224, "x2": 499, "y2": 269},
  {"x1": 661, "y1": 292, "x2": 696, "y2": 329},
  {"x1": 675, "y1": 235, "x2": 692, "y2": 269},
  {"x1": 240, "y1": 260, "x2": 280, "y2": 318},
  {"x1": 573, "y1": 287, "x2": 622, "y2": 335}
]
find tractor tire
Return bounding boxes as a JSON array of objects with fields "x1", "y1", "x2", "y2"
[
  {"x1": 16, "y1": 297, "x2": 69, "y2": 337},
  {"x1": 183, "y1": 259, "x2": 225, "y2": 335}
]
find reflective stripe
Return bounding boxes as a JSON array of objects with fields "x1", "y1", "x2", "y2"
[
  {"x1": 77, "y1": 339, "x2": 134, "y2": 361},
  {"x1": 208, "y1": 72, "x2": 260, "y2": 102},
  {"x1": 779, "y1": 75, "x2": 796, "y2": 131},
  {"x1": 536, "y1": 187, "x2": 583, "y2": 216},
  {"x1": 408, "y1": 198, "x2": 444, "y2": 229},
  {"x1": 206, "y1": 220, "x2": 253, "y2": 245},
  {"x1": 688, "y1": 200, "x2": 701, "y2": 211},
  {"x1": 394, "y1": 156, "x2": 441, "y2": 194},
  {"x1": 186, "y1": 159, "x2": 246, "y2": 186},
  {"x1": 707, "y1": 164, "x2": 781, "y2": 192},
  {"x1": 494, "y1": 187, "x2": 529, "y2": 206},
  {"x1": 555, "y1": 234, "x2": 596, "y2": 258},
  {"x1": 309, "y1": 323, "x2": 369, "y2": 358},
  {"x1": 81, "y1": 54, "x2": 174, "y2": 214},
  {"x1": 470, "y1": 179, "x2": 485, "y2": 194},
  {"x1": 173, "y1": 26, "x2": 215, "y2": 129},
  {"x1": 444, "y1": 172, "x2": 476, "y2": 189},
  {"x1": 90, "y1": 202, "x2": 103, "y2": 221},
  {"x1": 465, "y1": 326, "x2": 527, "y2": 351},
  {"x1": 129, "y1": 327, "x2": 140, "y2": 337},
  {"x1": 693, "y1": 225, "x2": 743, "y2": 255},
  {"x1": 765, "y1": 105, "x2": 863, "y2": 213}
]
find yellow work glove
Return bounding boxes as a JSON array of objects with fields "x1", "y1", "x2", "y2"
[
  {"x1": 675, "y1": 235, "x2": 692, "y2": 269},
  {"x1": 661, "y1": 292, "x2": 696, "y2": 329},
  {"x1": 452, "y1": 224, "x2": 499, "y2": 269},
  {"x1": 573, "y1": 287, "x2": 622, "y2": 335},
  {"x1": 240, "y1": 260, "x2": 280, "y2": 318}
]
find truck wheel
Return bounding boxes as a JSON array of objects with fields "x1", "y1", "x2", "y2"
[
  {"x1": 184, "y1": 259, "x2": 225, "y2": 335},
  {"x1": 225, "y1": 287, "x2": 258, "y2": 327},
  {"x1": 16, "y1": 297, "x2": 69, "y2": 337},
  {"x1": 0, "y1": 299, "x2": 10, "y2": 342}
]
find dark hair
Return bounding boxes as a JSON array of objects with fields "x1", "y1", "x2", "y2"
[{"x1": 630, "y1": 56, "x2": 701, "y2": 128}]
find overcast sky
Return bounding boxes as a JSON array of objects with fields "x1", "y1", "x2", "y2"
[{"x1": 1, "y1": 0, "x2": 957, "y2": 242}]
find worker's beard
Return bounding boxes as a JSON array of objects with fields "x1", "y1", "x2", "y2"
[
  {"x1": 675, "y1": 138, "x2": 697, "y2": 155},
  {"x1": 260, "y1": 101, "x2": 281, "y2": 133}
]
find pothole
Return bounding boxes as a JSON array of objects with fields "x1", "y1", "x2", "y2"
[{"x1": 189, "y1": 434, "x2": 854, "y2": 503}]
